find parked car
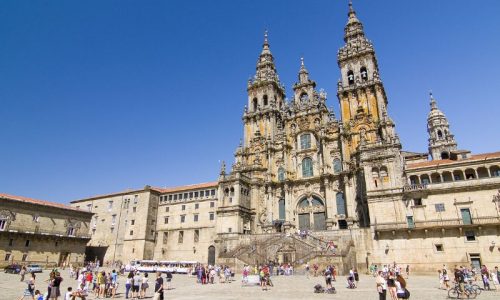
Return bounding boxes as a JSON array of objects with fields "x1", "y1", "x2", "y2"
[
  {"x1": 26, "y1": 264, "x2": 43, "y2": 273},
  {"x1": 4, "y1": 264, "x2": 21, "y2": 274}
]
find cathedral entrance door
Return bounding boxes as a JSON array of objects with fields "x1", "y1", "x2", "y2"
[{"x1": 298, "y1": 213, "x2": 310, "y2": 230}]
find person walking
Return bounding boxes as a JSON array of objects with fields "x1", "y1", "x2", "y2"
[
  {"x1": 154, "y1": 272, "x2": 164, "y2": 300},
  {"x1": 376, "y1": 271, "x2": 387, "y2": 300},
  {"x1": 305, "y1": 263, "x2": 310, "y2": 279},
  {"x1": 125, "y1": 272, "x2": 133, "y2": 299},
  {"x1": 20, "y1": 266, "x2": 27, "y2": 282},
  {"x1": 132, "y1": 272, "x2": 142, "y2": 299},
  {"x1": 140, "y1": 272, "x2": 149, "y2": 299}
]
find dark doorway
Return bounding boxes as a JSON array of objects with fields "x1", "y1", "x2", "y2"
[
  {"x1": 338, "y1": 220, "x2": 348, "y2": 230},
  {"x1": 470, "y1": 254, "x2": 481, "y2": 270},
  {"x1": 85, "y1": 246, "x2": 108, "y2": 264},
  {"x1": 208, "y1": 245, "x2": 216, "y2": 266}
]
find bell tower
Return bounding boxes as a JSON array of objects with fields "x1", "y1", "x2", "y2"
[
  {"x1": 243, "y1": 31, "x2": 286, "y2": 147},
  {"x1": 427, "y1": 92, "x2": 457, "y2": 160},
  {"x1": 337, "y1": 1, "x2": 398, "y2": 159}
]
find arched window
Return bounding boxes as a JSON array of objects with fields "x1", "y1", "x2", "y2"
[
  {"x1": 441, "y1": 152, "x2": 450, "y2": 160},
  {"x1": 491, "y1": 166, "x2": 500, "y2": 177},
  {"x1": 302, "y1": 157, "x2": 313, "y2": 177},
  {"x1": 299, "y1": 198, "x2": 309, "y2": 208},
  {"x1": 252, "y1": 98, "x2": 258, "y2": 111},
  {"x1": 263, "y1": 95, "x2": 268, "y2": 106},
  {"x1": 336, "y1": 192, "x2": 346, "y2": 216},
  {"x1": 300, "y1": 133, "x2": 311, "y2": 150},
  {"x1": 300, "y1": 92, "x2": 308, "y2": 103},
  {"x1": 278, "y1": 199, "x2": 285, "y2": 220},
  {"x1": 360, "y1": 67, "x2": 368, "y2": 80},
  {"x1": 409, "y1": 175, "x2": 419, "y2": 185},
  {"x1": 333, "y1": 158, "x2": 342, "y2": 173},
  {"x1": 437, "y1": 130, "x2": 443, "y2": 139},
  {"x1": 311, "y1": 198, "x2": 323, "y2": 206},
  {"x1": 278, "y1": 167, "x2": 285, "y2": 182},
  {"x1": 347, "y1": 70, "x2": 354, "y2": 85},
  {"x1": 380, "y1": 166, "x2": 388, "y2": 178}
]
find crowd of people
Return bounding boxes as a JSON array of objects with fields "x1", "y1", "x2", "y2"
[{"x1": 442, "y1": 264, "x2": 500, "y2": 296}]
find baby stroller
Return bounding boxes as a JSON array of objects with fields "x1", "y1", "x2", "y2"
[
  {"x1": 346, "y1": 276, "x2": 356, "y2": 289},
  {"x1": 314, "y1": 284, "x2": 336, "y2": 294}
]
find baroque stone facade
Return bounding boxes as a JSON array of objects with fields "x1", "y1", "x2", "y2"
[
  {"x1": 0, "y1": 193, "x2": 93, "y2": 268},
  {"x1": 67, "y1": 2, "x2": 500, "y2": 273}
]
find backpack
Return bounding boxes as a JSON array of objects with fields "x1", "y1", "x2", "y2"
[{"x1": 404, "y1": 288, "x2": 410, "y2": 299}]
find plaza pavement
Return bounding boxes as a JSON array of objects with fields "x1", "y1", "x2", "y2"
[{"x1": 3, "y1": 269, "x2": 499, "y2": 300}]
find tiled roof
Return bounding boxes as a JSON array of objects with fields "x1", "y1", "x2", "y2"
[
  {"x1": 158, "y1": 181, "x2": 218, "y2": 194},
  {"x1": 71, "y1": 187, "x2": 159, "y2": 203},
  {"x1": 407, "y1": 151, "x2": 500, "y2": 169},
  {"x1": 0, "y1": 193, "x2": 91, "y2": 213}
]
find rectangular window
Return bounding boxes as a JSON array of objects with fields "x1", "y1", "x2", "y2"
[
  {"x1": 300, "y1": 133, "x2": 311, "y2": 150},
  {"x1": 184, "y1": 193, "x2": 188, "y2": 199},
  {"x1": 130, "y1": 230, "x2": 134, "y2": 236},
  {"x1": 87, "y1": 204, "x2": 92, "y2": 212},
  {"x1": 180, "y1": 215, "x2": 185, "y2": 223},
  {"x1": 179, "y1": 194, "x2": 183, "y2": 200},
  {"x1": 278, "y1": 199, "x2": 285, "y2": 220},
  {"x1": 406, "y1": 216, "x2": 415, "y2": 229},
  {"x1": 189, "y1": 192, "x2": 193, "y2": 198},
  {"x1": 133, "y1": 207, "x2": 136, "y2": 213},
  {"x1": 169, "y1": 195, "x2": 173, "y2": 201},
  {"x1": 435, "y1": 244, "x2": 444, "y2": 252},
  {"x1": 165, "y1": 207, "x2": 169, "y2": 212},
  {"x1": 211, "y1": 189, "x2": 215, "y2": 196},
  {"x1": 228, "y1": 227, "x2": 232, "y2": 233},
  {"x1": 8, "y1": 239, "x2": 13, "y2": 246},
  {"x1": 461, "y1": 208, "x2": 472, "y2": 225},
  {"x1": 173, "y1": 194, "x2": 178, "y2": 200},
  {"x1": 209, "y1": 212, "x2": 215, "y2": 221},
  {"x1": 413, "y1": 198, "x2": 422, "y2": 206},
  {"x1": 131, "y1": 220, "x2": 135, "y2": 225},
  {"x1": 182, "y1": 205, "x2": 186, "y2": 211},
  {"x1": 4, "y1": 253, "x2": 11, "y2": 261},
  {"x1": 111, "y1": 214, "x2": 116, "y2": 225},
  {"x1": 25, "y1": 240, "x2": 30, "y2": 247},
  {"x1": 210, "y1": 202, "x2": 215, "y2": 208},
  {"x1": 195, "y1": 203, "x2": 199, "y2": 209},
  {"x1": 108, "y1": 201, "x2": 113, "y2": 210},
  {"x1": 134, "y1": 195, "x2": 138, "y2": 204},
  {"x1": 163, "y1": 232, "x2": 168, "y2": 244},
  {"x1": 194, "y1": 229, "x2": 199, "y2": 243},
  {"x1": 178, "y1": 231, "x2": 184, "y2": 243},
  {"x1": 21, "y1": 254, "x2": 28, "y2": 262},
  {"x1": 200, "y1": 191, "x2": 204, "y2": 197},
  {"x1": 435, "y1": 203, "x2": 445, "y2": 212},
  {"x1": 194, "y1": 191, "x2": 199, "y2": 198},
  {"x1": 164, "y1": 217, "x2": 169, "y2": 224},
  {"x1": 194, "y1": 214, "x2": 199, "y2": 222},
  {"x1": 465, "y1": 230, "x2": 476, "y2": 241}
]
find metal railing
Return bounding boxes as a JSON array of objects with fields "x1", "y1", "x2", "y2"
[{"x1": 403, "y1": 184, "x2": 428, "y2": 192}]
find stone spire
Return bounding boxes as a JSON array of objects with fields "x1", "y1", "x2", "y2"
[
  {"x1": 427, "y1": 92, "x2": 457, "y2": 160},
  {"x1": 344, "y1": 0, "x2": 366, "y2": 43},
  {"x1": 298, "y1": 57, "x2": 313, "y2": 85},
  {"x1": 253, "y1": 30, "x2": 281, "y2": 85}
]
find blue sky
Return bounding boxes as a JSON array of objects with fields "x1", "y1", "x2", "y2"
[{"x1": 1, "y1": 0, "x2": 499, "y2": 203}]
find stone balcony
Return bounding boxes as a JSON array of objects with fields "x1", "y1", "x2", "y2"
[
  {"x1": 374, "y1": 215, "x2": 500, "y2": 233},
  {"x1": 0, "y1": 225, "x2": 91, "y2": 239}
]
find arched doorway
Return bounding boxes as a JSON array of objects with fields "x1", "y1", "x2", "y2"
[
  {"x1": 208, "y1": 246, "x2": 215, "y2": 266},
  {"x1": 297, "y1": 195, "x2": 326, "y2": 231}
]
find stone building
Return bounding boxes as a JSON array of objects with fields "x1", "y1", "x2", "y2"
[
  {"x1": 154, "y1": 182, "x2": 218, "y2": 264},
  {"x1": 68, "y1": 2, "x2": 500, "y2": 273},
  {"x1": 0, "y1": 193, "x2": 93, "y2": 268},
  {"x1": 70, "y1": 186, "x2": 161, "y2": 264}
]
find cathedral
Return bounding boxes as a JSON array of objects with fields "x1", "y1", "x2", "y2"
[{"x1": 68, "y1": 2, "x2": 500, "y2": 273}]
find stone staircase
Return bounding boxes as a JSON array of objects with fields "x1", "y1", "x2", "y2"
[{"x1": 219, "y1": 232, "x2": 355, "y2": 273}]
